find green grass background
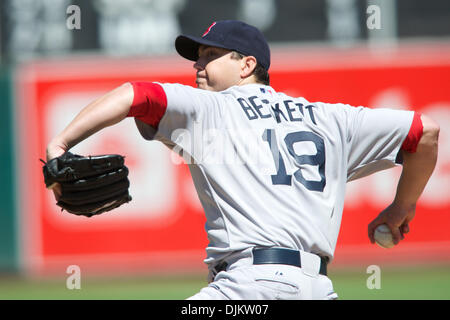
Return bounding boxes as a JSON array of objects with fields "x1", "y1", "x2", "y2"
[{"x1": 0, "y1": 264, "x2": 449, "y2": 300}]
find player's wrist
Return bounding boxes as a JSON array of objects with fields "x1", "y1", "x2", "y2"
[
  {"x1": 390, "y1": 199, "x2": 416, "y2": 213},
  {"x1": 46, "y1": 139, "x2": 68, "y2": 161}
]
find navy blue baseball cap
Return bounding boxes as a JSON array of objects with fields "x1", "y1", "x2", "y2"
[{"x1": 175, "y1": 20, "x2": 271, "y2": 71}]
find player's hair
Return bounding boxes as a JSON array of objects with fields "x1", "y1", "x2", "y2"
[{"x1": 231, "y1": 51, "x2": 270, "y2": 85}]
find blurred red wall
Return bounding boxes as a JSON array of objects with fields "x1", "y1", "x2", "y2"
[{"x1": 16, "y1": 43, "x2": 450, "y2": 276}]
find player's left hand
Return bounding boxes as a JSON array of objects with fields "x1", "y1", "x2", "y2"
[
  {"x1": 368, "y1": 201, "x2": 416, "y2": 245},
  {"x1": 45, "y1": 142, "x2": 67, "y2": 201}
]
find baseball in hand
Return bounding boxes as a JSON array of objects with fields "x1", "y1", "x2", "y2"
[{"x1": 374, "y1": 224, "x2": 395, "y2": 248}]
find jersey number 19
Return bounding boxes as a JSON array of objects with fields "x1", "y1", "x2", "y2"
[{"x1": 262, "y1": 129, "x2": 326, "y2": 192}]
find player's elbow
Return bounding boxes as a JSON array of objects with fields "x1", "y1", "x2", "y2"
[
  {"x1": 420, "y1": 114, "x2": 440, "y2": 149},
  {"x1": 122, "y1": 82, "x2": 134, "y2": 90}
]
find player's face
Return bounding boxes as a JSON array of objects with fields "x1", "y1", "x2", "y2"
[{"x1": 194, "y1": 46, "x2": 243, "y2": 91}]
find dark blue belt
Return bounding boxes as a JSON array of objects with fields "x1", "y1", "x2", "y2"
[
  {"x1": 253, "y1": 247, "x2": 328, "y2": 276},
  {"x1": 213, "y1": 247, "x2": 329, "y2": 276}
]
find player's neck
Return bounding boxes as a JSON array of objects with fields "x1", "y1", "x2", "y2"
[{"x1": 237, "y1": 75, "x2": 259, "y2": 87}]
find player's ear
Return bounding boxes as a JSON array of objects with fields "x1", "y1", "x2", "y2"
[{"x1": 240, "y1": 56, "x2": 257, "y2": 78}]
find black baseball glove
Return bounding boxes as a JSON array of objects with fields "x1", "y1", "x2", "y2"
[{"x1": 42, "y1": 152, "x2": 132, "y2": 217}]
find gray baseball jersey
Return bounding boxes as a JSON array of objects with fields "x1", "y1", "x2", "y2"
[{"x1": 129, "y1": 82, "x2": 414, "y2": 266}]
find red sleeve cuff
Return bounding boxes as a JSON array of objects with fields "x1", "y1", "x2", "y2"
[
  {"x1": 401, "y1": 112, "x2": 423, "y2": 153},
  {"x1": 127, "y1": 82, "x2": 167, "y2": 128}
]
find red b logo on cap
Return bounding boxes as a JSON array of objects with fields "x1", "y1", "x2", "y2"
[{"x1": 202, "y1": 22, "x2": 216, "y2": 37}]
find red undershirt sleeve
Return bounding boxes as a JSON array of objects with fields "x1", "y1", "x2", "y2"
[
  {"x1": 127, "y1": 82, "x2": 168, "y2": 129},
  {"x1": 400, "y1": 112, "x2": 423, "y2": 153}
]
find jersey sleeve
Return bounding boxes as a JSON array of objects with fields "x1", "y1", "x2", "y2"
[
  {"x1": 344, "y1": 105, "x2": 415, "y2": 181},
  {"x1": 128, "y1": 82, "x2": 226, "y2": 159}
]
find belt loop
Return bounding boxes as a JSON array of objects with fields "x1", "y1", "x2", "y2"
[{"x1": 299, "y1": 251, "x2": 321, "y2": 277}]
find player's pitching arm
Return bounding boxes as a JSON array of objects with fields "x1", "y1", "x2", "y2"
[
  {"x1": 368, "y1": 114, "x2": 440, "y2": 246},
  {"x1": 46, "y1": 83, "x2": 135, "y2": 198}
]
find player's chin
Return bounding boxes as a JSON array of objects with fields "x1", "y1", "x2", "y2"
[
  {"x1": 196, "y1": 82, "x2": 214, "y2": 91},
  {"x1": 196, "y1": 81, "x2": 206, "y2": 90}
]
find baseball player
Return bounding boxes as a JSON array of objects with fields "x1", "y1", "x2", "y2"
[{"x1": 46, "y1": 20, "x2": 439, "y2": 299}]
